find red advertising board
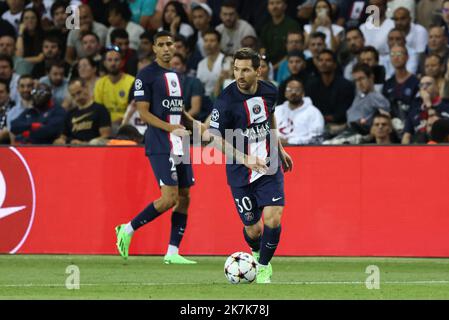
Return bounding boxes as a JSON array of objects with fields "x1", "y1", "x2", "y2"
[{"x1": 1, "y1": 146, "x2": 449, "y2": 257}]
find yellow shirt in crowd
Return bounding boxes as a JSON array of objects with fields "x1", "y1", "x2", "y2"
[{"x1": 94, "y1": 73, "x2": 135, "y2": 122}]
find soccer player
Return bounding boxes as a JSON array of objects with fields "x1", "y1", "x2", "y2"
[
  {"x1": 206, "y1": 48, "x2": 293, "y2": 283},
  {"x1": 115, "y1": 31, "x2": 196, "y2": 265}
]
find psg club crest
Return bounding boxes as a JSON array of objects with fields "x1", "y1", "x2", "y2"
[
  {"x1": 252, "y1": 104, "x2": 261, "y2": 115},
  {"x1": 171, "y1": 172, "x2": 178, "y2": 181},
  {"x1": 171, "y1": 80, "x2": 177, "y2": 88},
  {"x1": 119, "y1": 90, "x2": 125, "y2": 98},
  {"x1": 244, "y1": 212, "x2": 254, "y2": 222}
]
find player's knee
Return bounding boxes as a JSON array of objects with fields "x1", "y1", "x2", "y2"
[
  {"x1": 245, "y1": 224, "x2": 262, "y2": 238},
  {"x1": 160, "y1": 193, "x2": 179, "y2": 210},
  {"x1": 178, "y1": 194, "x2": 190, "y2": 208},
  {"x1": 264, "y1": 208, "x2": 283, "y2": 227}
]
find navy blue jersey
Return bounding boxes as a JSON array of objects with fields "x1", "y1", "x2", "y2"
[
  {"x1": 210, "y1": 80, "x2": 279, "y2": 187},
  {"x1": 134, "y1": 62, "x2": 185, "y2": 155}
]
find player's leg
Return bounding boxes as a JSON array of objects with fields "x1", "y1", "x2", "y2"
[
  {"x1": 243, "y1": 220, "x2": 263, "y2": 262},
  {"x1": 163, "y1": 161, "x2": 196, "y2": 264},
  {"x1": 164, "y1": 187, "x2": 197, "y2": 264},
  {"x1": 115, "y1": 154, "x2": 179, "y2": 259}
]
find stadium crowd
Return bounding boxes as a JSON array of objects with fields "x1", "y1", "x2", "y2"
[{"x1": 1, "y1": 0, "x2": 449, "y2": 145}]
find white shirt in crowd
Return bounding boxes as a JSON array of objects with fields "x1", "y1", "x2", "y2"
[
  {"x1": 158, "y1": 23, "x2": 194, "y2": 39},
  {"x1": 1, "y1": 10, "x2": 22, "y2": 32},
  {"x1": 197, "y1": 52, "x2": 226, "y2": 97},
  {"x1": 107, "y1": 21, "x2": 145, "y2": 51},
  {"x1": 359, "y1": 18, "x2": 395, "y2": 56},
  {"x1": 275, "y1": 97, "x2": 325, "y2": 145},
  {"x1": 405, "y1": 23, "x2": 428, "y2": 54},
  {"x1": 379, "y1": 47, "x2": 419, "y2": 80},
  {"x1": 304, "y1": 24, "x2": 344, "y2": 49},
  {"x1": 216, "y1": 19, "x2": 257, "y2": 55}
]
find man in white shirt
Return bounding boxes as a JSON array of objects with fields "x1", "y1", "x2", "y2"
[
  {"x1": 1, "y1": 0, "x2": 25, "y2": 32},
  {"x1": 215, "y1": 0, "x2": 257, "y2": 56},
  {"x1": 392, "y1": 7, "x2": 428, "y2": 54},
  {"x1": 275, "y1": 78, "x2": 324, "y2": 145},
  {"x1": 196, "y1": 29, "x2": 227, "y2": 98}
]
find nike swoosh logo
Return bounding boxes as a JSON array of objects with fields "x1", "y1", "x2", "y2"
[
  {"x1": 272, "y1": 197, "x2": 282, "y2": 202},
  {"x1": 254, "y1": 116, "x2": 265, "y2": 122},
  {"x1": 72, "y1": 112, "x2": 93, "y2": 124}
]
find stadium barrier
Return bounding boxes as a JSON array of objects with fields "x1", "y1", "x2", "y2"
[{"x1": 2, "y1": 146, "x2": 449, "y2": 257}]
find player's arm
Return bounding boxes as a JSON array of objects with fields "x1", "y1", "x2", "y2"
[
  {"x1": 270, "y1": 113, "x2": 293, "y2": 172},
  {"x1": 137, "y1": 101, "x2": 190, "y2": 136}
]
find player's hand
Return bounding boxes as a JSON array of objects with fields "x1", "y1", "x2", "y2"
[
  {"x1": 244, "y1": 155, "x2": 268, "y2": 174},
  {"x1": 280, "y1": 150, "x2": 293, "y2": 172},
  {"x1": 170, "y1": 124, "x2": 191, "y2": 137}
]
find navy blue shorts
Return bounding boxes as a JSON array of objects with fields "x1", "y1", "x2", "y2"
[
  {"x1": 148, "y1": 154, "x2": 194, "y2": 189},
  {"x1": 230, "y1": 168, "x2": 285, "y2": 226}
]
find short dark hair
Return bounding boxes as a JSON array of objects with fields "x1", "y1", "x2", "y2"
[
  {"x1": 110, "y1": 28, "x2": 129, "y2": 44},
  {"x1": 287, "y1": 30, "x2": 304, "y2": 41},
  {"x1": 221, "y1": 0, "x2": 238, "y2": 10},
  {"x1": 18, "y1": 74, "x2": 34, "y2": 84},
  {"x1": 46, "y1": 59, "x2": 66, "y2": 73},
  {"x1": 68, "y1": 77, "x2": 87, "y2": 88},
  {"x1": 309, "y1": 31, "x2": 326, "y2": 41},
  {"x1": 153, "y1": 30, "x2": 173, "y2": 44},
  {"x1": 233, "y1": 47, "x2": 261, "y2": 69},
  {"x1": 0, "y1": 78, "x2": 9, "y2": 92},
  {"x1": 172, "y1": 53, "x2": 187, "y2": 65},
  {"x1": 81, "y1": 31, "x2": 100, "y2": 43},
  {"x1": 140, "y1": 31, "x2": 155, "y2": 43},
  {"x1": 346, "y1": 26, "x2": 364, "y2": 40},
  {"x1": 318, "y1": 49, "x2": 337, "y2": 63},
  {"x1": 352, "y1": 63, "x2": 373, "y2": 78},
  {"x1": 107, "y1": 1, "x2": 132, "y2": 22},
  {"x1": 425, "y1": 53, "x2": 444, "y2": 65},
  {"x1": 431, "y1": 118, "x2": 449, "y2": 143},
  {"x1": 174, "y1": 34, "x2": 188, "y2": 46},
  {"x1": 360, "y1": 46, "x2": 379, "y2": 62},
  {"x1": 285, "y1": 77, "x2": 304, "y2": 89},
  {"x1": 0, "y1": 54, "x2": 13, "y2": 69},
  {"x1": 116, "y1": 125, "x2": 143, "y2": 143},
  {"x1": 203, "y1": 29, "x2": 221, "y2": 42},
  {"x1": 43, "y1": 31, "x2": 62, "y2": 49}
]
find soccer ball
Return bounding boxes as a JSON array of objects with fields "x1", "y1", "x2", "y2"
[{"x1": 224, "y1": 251, "x2": 257, "y2": 284}]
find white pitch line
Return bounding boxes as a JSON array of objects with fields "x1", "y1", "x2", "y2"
[{"x1": 1, "y1": 280, "x2": 449, "y2": 288}]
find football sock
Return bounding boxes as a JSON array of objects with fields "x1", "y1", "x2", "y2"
[
  {"x1": 124, "y1": 223, "x2": 134, "y2": 236},
  {"x1": 259, "y1": 225, "x2": 281, "y2": 266},
  {"x1": 166, "y1": 244, "x2": 179, "y2": 256},
  {"x1": 169, "y1": 211, "x2": 187, "y2": 247},
  {"x1": 130, "y1": 202, "x2": 162, "y2": 231},
  {"x1": 243, "y1": 227, "x2": 261, "y2": 252}
]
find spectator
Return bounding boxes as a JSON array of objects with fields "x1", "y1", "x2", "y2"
[
  {"x1": 54, "y1": 78, "x2": 111, "y2": 145},
  {"x1": 1, "y1": 0, "x2": 25, "y2": 32},
  {"x1": 346, "y1": 63, "x2": 390, "y2": 135},
  {"x1": 0, "y1": 79, "x2": 14, "y2": 143},
  {"x1": 26, "y1": 0, "x2": 53, "y2": 30},
  {"x1": 430, "y1": 117, "x2": 449, "y2": 143},
  {"x1": 39, "y1": 60, "x2": 68, "y2": 108},
  {"x1": 138, "y1": 31, "x2": 155, "y2": 61},
  {"x1": 110, "y1": 29, "x2": 139, "y2": 77},
  {"x1": 424, "y1": 54, "x2": 446, "y2": 98},
  {"x1": 402, "y1": 76, "x2": 449, "y2": 144},
  {"x1": 31, "y1": 32, "x2": 70, "y2": 79},
  {"x1": 304, "y1": 31, "x2": 325, "y2": 78},
  {"x1": 15, "y1": 8, "x2": 44, "y2": 66},
  {"x1": 260, "y1": 0, "x2": 300, "y2": 67},
  {"x1": 215, "y1": 0, "x2": 256, "y2": 56},
  {"x1": 197, "y1": 29, "x2": 230, "y2": 99},
  {"x1": 0, "y1": 54, "x2": 19, "y2": 102},
  {"x1": 392, "y1": 7, "x2": 428, "y2": 55},
  {"x1": 10, "y1": 82, "x2": 66, "y2": 144},
  {"x1": 359, "y1": 0, "x2": 394, "y2": 56},
  {"x1": 49, "y1": 0, "x2": 70, "y2": 57},
  {"x1": 65, "y1": 4, "x2": 108, "y2": 64},
  {"x1": 426, "y1": 107, "x2": 443, "y2": 143},
  {"x1": 0, "y1": 16, "x2": 16, "y2": 38},
  {"x1": 418, "y1": 25, "x2": 449, "y2": 75},
  {"x1": 275, "y1": 78, "x2": 324, "y2": 145},
  {"x1": 89, "y1": 0, "x2": 114, "y2": 27},
  {"x1": 359, "y1": 46, "x2": 385, "y2": 92},
  {"x1": 170, "y1": 52, "x2": 210, "y2": 121},
  {"x1": 342, "y1": 27, "x2": 365, "y2": 80},
  {"x1": 369, "y1": 113, "x2": 395, "y2": 144},
  {"x1": 276, "y1": 30, "x2": 305, "y2": 84},
  {"x1": 80, "y1": 32, "x2": 103, "y2": 64},
  {"x1": 0, "y1": 34, "x2": 32, "y2": 76},
  {"x1": 128, "y1": 0, "x2": 158, "y2": 30},
  {"x1": 158, "y1": 1, "x2": 194, "y2": 39},
  {"x1": 106, "y1": 124, "x2": 143, "y2": 145},
  {"x1": 6, "y1": 74, "x2": 33, "y2": 137},
  {"x1": 94, "y1": 47, "x2": 135, "y2": 128},
  {"x1": 386, "y1": 0, "x2": 415, "y2": 21},
  {"x1": 277, "y1": 50, "x2": 308, "y2": 104},
  {"x1": 259, "y1": 55, "x2": 277, "y2": 86},
  {"x1": 304, "y1": 0, "x2": 344, "y2": 52},
  {"x1": 416, "y1": 0, "x2": 443, "y2": 30},
  {"x1": 379, "y1": 28, "x2": 418, "y2": 80},
  {"x1": 440, "y1": 0, "x2": 449, "y2": 39},
  {"x1": 106, "y1": 1, "x2": 145, "y2": 51},
  {"x1": 189, "y1": 2, "x2": 212, "y2": 59},
  {"x1": 382, "y1": 45, "x2": 419, "y2": 135},
  {"x1": 305, "y1": 49, "x2": 355, "y2": 134},
  {"x1": 174, "y1": 34, "x2": 202, "y2": 76},
  {"x1": 240, "y1": 35, "x2": 259, "y2": 51}
]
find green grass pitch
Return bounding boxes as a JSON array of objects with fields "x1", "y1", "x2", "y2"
[{"x1": 1, "y1": 255, "x2": 449, "y2": 299}]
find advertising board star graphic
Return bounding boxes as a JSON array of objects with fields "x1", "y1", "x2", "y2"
[{"x1": 0, "y1": 171, "x2": 26, "y2": 220}]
